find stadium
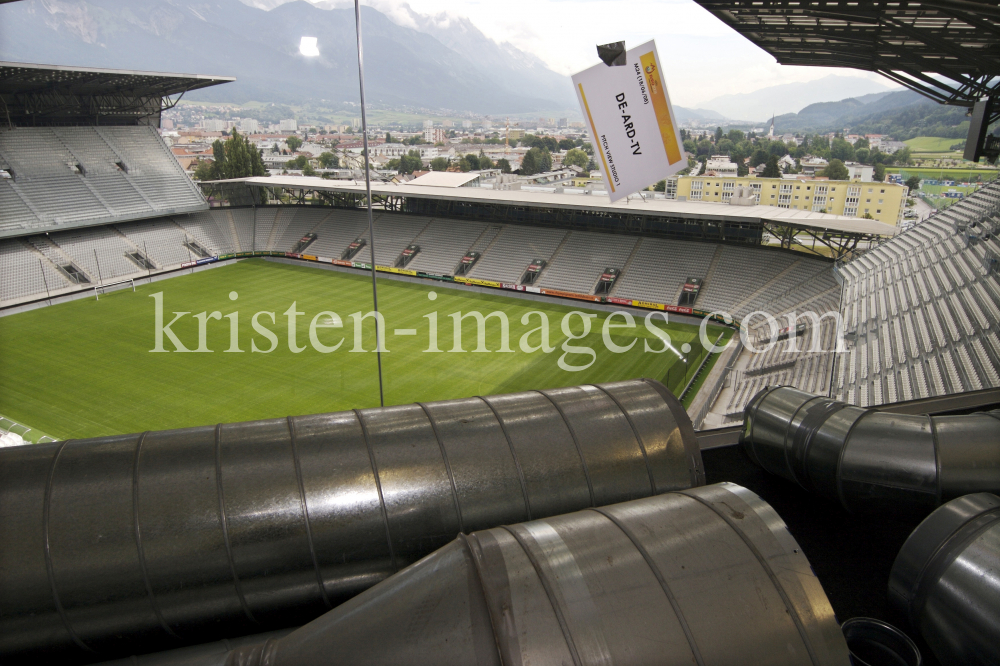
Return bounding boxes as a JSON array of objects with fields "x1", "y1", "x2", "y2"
[{"x1": 1, "y1": 3, "x2": 999, "y2": 666}]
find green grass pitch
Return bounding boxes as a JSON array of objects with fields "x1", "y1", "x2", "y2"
[{"x1": 0, "y1": 259, "x2": 731, "y2": 440}]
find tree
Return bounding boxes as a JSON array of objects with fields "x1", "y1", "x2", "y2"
[
  {"x1": 564, "y1": 148, "x2": 589, "y2": 169},
  {"x1": 286, "y1": 135, "x2": 303, "y2": 152},
  {"x1": 873, "y1": 163, "x2": 886, "y2": 182},
  {"x1": 653, "y1": 179, "x2": 666, "y2": 192},
  {"x1": 820, "y1": 159, "x2": 849, "y2": 180},
  {"x1": 398, "y1": 150, "x2": 424, "y2": 173},
  {"x1": 697, "y1": 158, "x2": 707, "y2": 175},
  {"x1": 581, "y1": 142, "x2": 594, "y2": 155},
  {"x1": 727, "y1": 128, "x2": 744, "y2": 143},
  {"x1": 430, "y1": 157, "x2": 449, "y2": 171},
  {"x1": 520, "y1": 150, "x2": 539, "y2": 175},
  {"x1": 302, "y1": 162, "x2": 317, "y2": 177},
  {"x1": 271, "y1": 144, "x2": 280, "y2": 154},
  {"x1": 830, "y1": 138, "x2": 855, "y2": 162},
  {"x1": 385, "y1": 132, "x2": 393, "y2": 143},
  {"x1": 761, "y1": 155, "x2": 781, "y2": 178},
  {"x1": 751, "y1": 149, "x2": 769, "y2": 169},
  {"x1": 478, "y1": 154, "x2": 495, "y2": 170},
  {"x1": 317, "y1": 152, "x2": 339, "y2": 169},
  {"x1": 558, "y1": 139, "x2": 576, "y2": 151},
  {"x1": 854, "y1": 147, "x2": 870, "y2": 164},
  {"x1": 895, "y1": 147, "x2": 912, "y2": 165},
  {"x1": 497, "y1": 158, "x2": 512, "y2": 173},
  {"x1": 192, "y1": 159, "x2": 214, "y2": 181},
  {"x1": 905, "y1": 175, "x2": 920, "y2": 191},
  {"x1": 210, "y1": 130, "x2": 267, "y2": 180},
  {"x1": 714, "y1": 126, "x2": 723, "y2": 143}
]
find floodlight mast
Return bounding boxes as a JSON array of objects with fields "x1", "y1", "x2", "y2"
[{"x1": 354, "y1": 0, "x2": 384, "y2": 407}]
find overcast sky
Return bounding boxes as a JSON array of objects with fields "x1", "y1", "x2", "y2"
[{"x1": 353, "y1": 0, "x2": 890, "y2": 108}]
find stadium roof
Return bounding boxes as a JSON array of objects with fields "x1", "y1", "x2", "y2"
[
  {"x1": 243, "y1": 175, "x2": 899, "y2": 237},
  {"x1": 0, "y1": 61, "x2": 235, "y2": 126},
  {"x1": 406, "y1": 172, "x2": 481, "y2": 187},
  {"x1": 694, "y1": 1, "x2": 1000, "y2": 118}
]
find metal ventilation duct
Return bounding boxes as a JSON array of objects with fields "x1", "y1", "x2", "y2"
[
  {"x1": 0, "y1": 379, "x2": 702, "y2": 663},
  {"x1": 889, "y1": 492, "x2": 1000, "y2": 666},
  {"x1": 103, "y1": 483, "x2": 852, "y2": 666},
  {"x1": 741, "y1": 386, "x2": 1000, "y2": 514}
]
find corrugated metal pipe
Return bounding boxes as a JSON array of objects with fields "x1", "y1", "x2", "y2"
[
  {"x1": 740, "y1": 386, "x2": 1000, "y2": 514},
  {"x1": 889, "y1": 492, "x2": 1000, "y2": 666},
  {"x1": 0, "y1": 379, "x2": 703, "y2": 663},
  {"x1": 103, "y1": 483, "x2": 853, "y2": 666}
]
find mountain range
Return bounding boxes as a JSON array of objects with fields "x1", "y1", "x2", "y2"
[
  {"x1": 0, "y1": 0, "x2": 577, "y2": 114},
  {"x1": 694, "y1": 75, "x2": 898, "y2": 123}
]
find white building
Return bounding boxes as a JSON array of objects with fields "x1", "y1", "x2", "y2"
[
  {"x1": 778, "y1": 154, "x2": 797, "y2": 171},
  {"x1": 705, "y1": 155, "x2": 738, "y2": 177},
  {"x1": 844, "y1": 162, "x2": 875, "y2": 182},
  {"x1": 279, "y1": 119, "x2": 298, "y2": 132},
  {"x1": 201, "y1": 119, "x2": 227, "y2": 132},
  {"x1": 239, "y1": 118, "x2": 259, "y2": 133},
  {"x1": 799, "y1": 156, "x2": 829, "y2": 176}
]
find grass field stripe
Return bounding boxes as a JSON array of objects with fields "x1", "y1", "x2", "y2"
[
  {"x1": 131, "y1": 431, "x2": 180, "y2": 638},
  {"x1": 578, "y1": 83, "x2": 615, "y2": 194},
  {"x1": 416, "y1": 403, "x2": 466, "y2": 533},
  {"x1": 42, "y1": 439, "x2": 95, "y2": 654},
  {"x1": 353, "y1": 409, "x2": 398, "y2": 572},
  {"x1": 478, "y1": 395, "x2": 533, "y2": 522},
  {"x1": 214, "y1": 423, "x2": 258, "y2": 624},
  {"x1": 286, "y1": 416, "x2": 332, "y2": 609},
  {"x1": 591, "y1": 384, "x2": 657, "y2": 494},
  {"x1": 537, "y1": 390, "x2": 596, "y2": 507}
]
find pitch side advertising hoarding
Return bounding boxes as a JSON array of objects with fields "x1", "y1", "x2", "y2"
[{"x1": 572, "y1": 40, "x2": 686, "y2": 202}]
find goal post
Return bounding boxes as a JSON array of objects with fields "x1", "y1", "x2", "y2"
[{"x1": 94, "y1": 278, "x2": 135, "y2": 300}]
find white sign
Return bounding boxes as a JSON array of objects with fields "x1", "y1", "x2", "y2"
[{"x1": 572, "y1": 41, "x2": 686, "y2": 202}]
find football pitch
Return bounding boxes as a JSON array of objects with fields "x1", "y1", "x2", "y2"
[{"x1": 0, "y1": 259, "x2": 731, "y2": 440}]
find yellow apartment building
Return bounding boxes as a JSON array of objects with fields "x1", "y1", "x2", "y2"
[{"x1": 673, "y1": 176, "x2": 908, "y2": 227}]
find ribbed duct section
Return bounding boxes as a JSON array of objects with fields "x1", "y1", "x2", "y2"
[
  {"x1": 740, "y1": 386, "x2": 1000, "y2": 514},
  {"x1": 102, "y1": 483, "x2": 851, "y2": 666},
  {"x1": 889, "y1": 493, "x2": 1000, "y2": 666},
  {"x1": 0, "y1": 379, "x2": 702, "y2": 662}
]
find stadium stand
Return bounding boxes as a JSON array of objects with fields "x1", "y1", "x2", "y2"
[
  {"x1": 466, "y1": 224, "x2": 568, "y2": 284},
  {"x1": 0, "y1": 127, "x2": 206, "y2": 234},
  {"x1": 406, "y1": 219, "x2": 488, "y2": 275},
  {"x1": 612, "y1": 238, "x2": 717, "y2": 305},
  {"x1": 536, "y1": 230, "x2": 638, "y2": 294},
  {"x1": 832, "y1": 179, "x2": 1000, "y2": 407},
  {"x1": 174, "y1": 210, "x2": 236, "y2": 256},
  {"x1": 352, "y1": 215, "x2": 433, "y2": 266},
  {"x1": 117, "y1": 218, "x2": 194, "y2": 268},
  {"x1": 306, "y1": 209, "x2": 373, "y2": 259}
]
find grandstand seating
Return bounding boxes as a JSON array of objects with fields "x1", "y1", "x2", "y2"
[
  {"x1": 536, "y1": 231, "x2": 638, "y2": 293},
  {"x1": 352, "y1": 215, "x2": 433, "y2": 266},
  {"x1": 0, "y1": 127, "x2": 207, "y2": 236},
  {"x1": 612, "y1": 238, "x2": 716, "y2": 304},
  {"x1": 306, "y1": 210, "x2": 374, "y2": 259},
  {"x1": 467, "y1": 225, "x2": 568, "y2": 283},
  {"x1": 406, "y1": 219, "x2": 488, "y2": 275},
  {"x1": 831, "y1": 179, "x2": 1000, "y2": 406}
]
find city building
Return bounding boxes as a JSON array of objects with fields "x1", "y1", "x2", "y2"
[
  {"x1": 673, "y1": 175, "x2": 908, "y2": 225},
  {"x1": 704, "y1": 154, "x2": 738, "y2": 177},
  {"x1": 423, "y1": 127, "x2": 446, "y2": 143},
  {"x1": 279, "y1": 119, "x2": 298, "y2": 132},
  {"x1": 844, "y1": 162, "x2": 875, "y2": 182},
  {"x1": 201, "y1": 119, "x2": 227, "y2": 132},
  {"x1": 239, "y1": 118, "x2": 259, "y2": 133}
]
